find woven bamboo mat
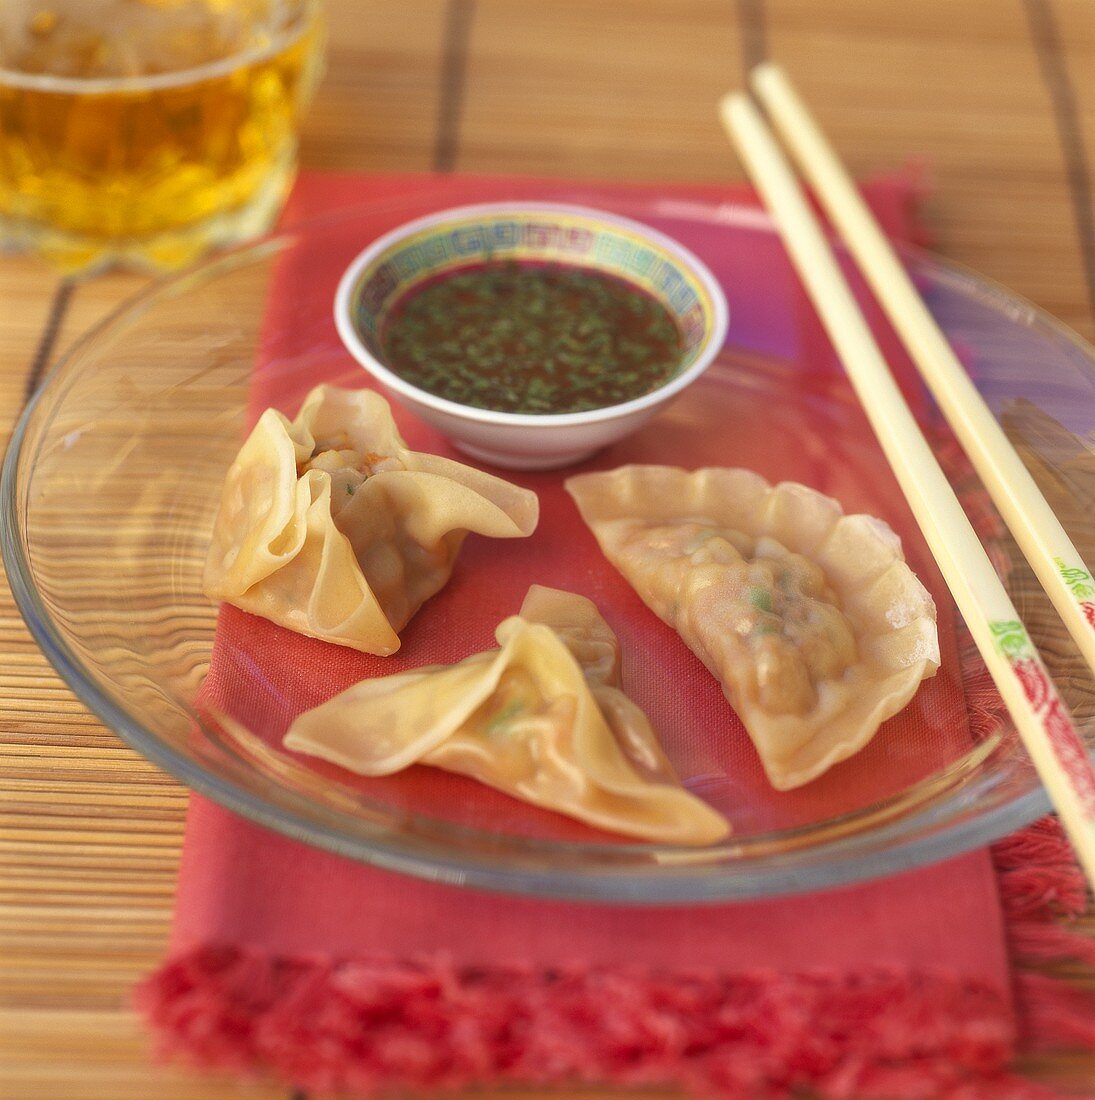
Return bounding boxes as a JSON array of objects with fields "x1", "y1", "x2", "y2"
[{"x1": 2, "y1": 1, "x2": 1094, "y2": 1096}]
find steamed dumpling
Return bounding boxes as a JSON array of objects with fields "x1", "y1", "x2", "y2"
[
  {"x1": 204, "y1": 385, "x2": 538, "y2": 654},
  {"x1": 284, "y1": 586, "x2": 730, "y2": 845},
  {"x1": 566, "y1": 466, "x2": 940, "y2": 790}
]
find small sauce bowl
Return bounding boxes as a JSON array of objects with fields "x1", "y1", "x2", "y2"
[{"x1": 334, "y1": 202, "x2": 728, "y2": 470}]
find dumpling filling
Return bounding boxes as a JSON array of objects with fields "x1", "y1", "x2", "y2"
[
  {"x1": 301, "y1": 445, "x2": 403, "y2": 516},
  {"x1": 626, "y1": 522, "x2": 858, "y2": 716},
  {"x1": 567, "y1": 466, "x2": 940, "y2": 789}
]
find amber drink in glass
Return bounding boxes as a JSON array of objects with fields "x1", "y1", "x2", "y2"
[{"x1": 0, "y1": 0, "x2": 323, "y2": 271}]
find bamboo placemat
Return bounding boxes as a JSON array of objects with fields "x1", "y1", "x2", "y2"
[{"x1": 2, "y1": 1, "x2": 1094, "y2": 1096}]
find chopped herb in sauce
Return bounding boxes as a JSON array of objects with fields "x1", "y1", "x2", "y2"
[{"x1": 378, "y1": 261, "x2": 684, "y2": 414}]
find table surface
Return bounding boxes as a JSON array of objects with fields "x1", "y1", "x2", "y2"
[{"x1": 3, "y1": 1, "x2": 1095, "y2": 1097}]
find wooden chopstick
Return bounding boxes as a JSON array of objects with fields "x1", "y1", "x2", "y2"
[
  {"x1": 719, "y1": 91, "x2": 1095, "y2": 888},
  {"x1": 750, "y1": 61, "x2": 1095, "y2": 681}
]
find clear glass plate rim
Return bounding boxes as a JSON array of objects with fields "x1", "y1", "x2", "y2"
[{"x1": 7, "y1": 198, "x2": 1095, "y2": 904}]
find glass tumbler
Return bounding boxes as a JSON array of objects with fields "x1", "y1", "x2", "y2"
[{"x1": 0, "y1": 0, "x2": 324, "y2": 272}]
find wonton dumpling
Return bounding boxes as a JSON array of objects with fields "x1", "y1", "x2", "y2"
[
  {"x1": 204, "y1": 385, "x2": 538, "y2": 654},
  {"x1": 566, "y1": 466, "x2": 940, "y2": 790},
  {"x1": 284, "y1": 586, "x2": 730, "y2": 845}
]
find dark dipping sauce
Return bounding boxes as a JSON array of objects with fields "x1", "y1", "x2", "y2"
[{"x1": 379, "y1": 260, "x2": 685, "y2": 414}]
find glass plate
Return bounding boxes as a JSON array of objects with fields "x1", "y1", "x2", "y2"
[{"x1": 5, "y1": 186, "x2": 1095, "y2": 903}]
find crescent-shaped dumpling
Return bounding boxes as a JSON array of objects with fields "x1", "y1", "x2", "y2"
[
  {"x1": 566, "y1": 466, "x2": 940, "y2": 790},
  {"x1": 204, "y1": 385, "x2": 538, "y2": 654},
  {"x1": 284, "y1": 586, "x2": 730, "y2": 845}
]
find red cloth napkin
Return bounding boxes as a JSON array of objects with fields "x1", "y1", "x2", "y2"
[{"x1": 140, "y1": 173, "x2": 1094, "y2": 1099}]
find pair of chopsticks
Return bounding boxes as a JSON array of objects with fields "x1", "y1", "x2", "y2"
[{"x1": 720, "y1": 65, "x2": 1095, "y2": 888}]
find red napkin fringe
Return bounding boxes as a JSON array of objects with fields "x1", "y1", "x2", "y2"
[
  {"x1": 136, "y1": 957, "x2": 1020, "y2": 1099},
  {"x1": 135, "y1": 815, "x2": 1093, "y2": 1100},
  {"x1": 137, "y1": 826, "x2": 1093, "y2": 1100},
  {"x1": 997, "y1": 818, "x2": 1095, "y2": 1055}
]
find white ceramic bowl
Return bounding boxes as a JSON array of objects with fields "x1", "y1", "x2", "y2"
[{"x1": 334, "y1": 202, "x2": 729, "y2": 469}]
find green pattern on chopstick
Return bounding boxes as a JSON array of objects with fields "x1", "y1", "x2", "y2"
[
  {"x1": 989, "y1": 619, "x2": 1035, "y2": 659},
  {"x1": 1054, "y1": 557, "x2": 1095, "y2": 600}
]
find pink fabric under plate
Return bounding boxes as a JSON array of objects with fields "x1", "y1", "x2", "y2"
[{"x1": 140, "y1": 173, "x2": 1068, "y2": 1099}]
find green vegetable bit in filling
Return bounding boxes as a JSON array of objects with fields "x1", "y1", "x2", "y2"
[
  {"x1": 485, "y1": 699, "x2": 525, "y2": 735},
  {"x1": 378, "y1": 260, "x2": 685, "y2": 415},
  {"x1": 747, "y1": 586, "x2": 773, "y2": 613}
]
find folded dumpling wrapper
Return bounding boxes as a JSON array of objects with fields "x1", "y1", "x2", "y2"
[
  {"x1": 204, "y1": 385, "x2": 539, "y2": 654},
  {"x1": 284, "y1": 585, "x2": 730, "y2": 845},
  {"x1": 566, "y1": 466, "x2": 940, "y2": 790}
]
